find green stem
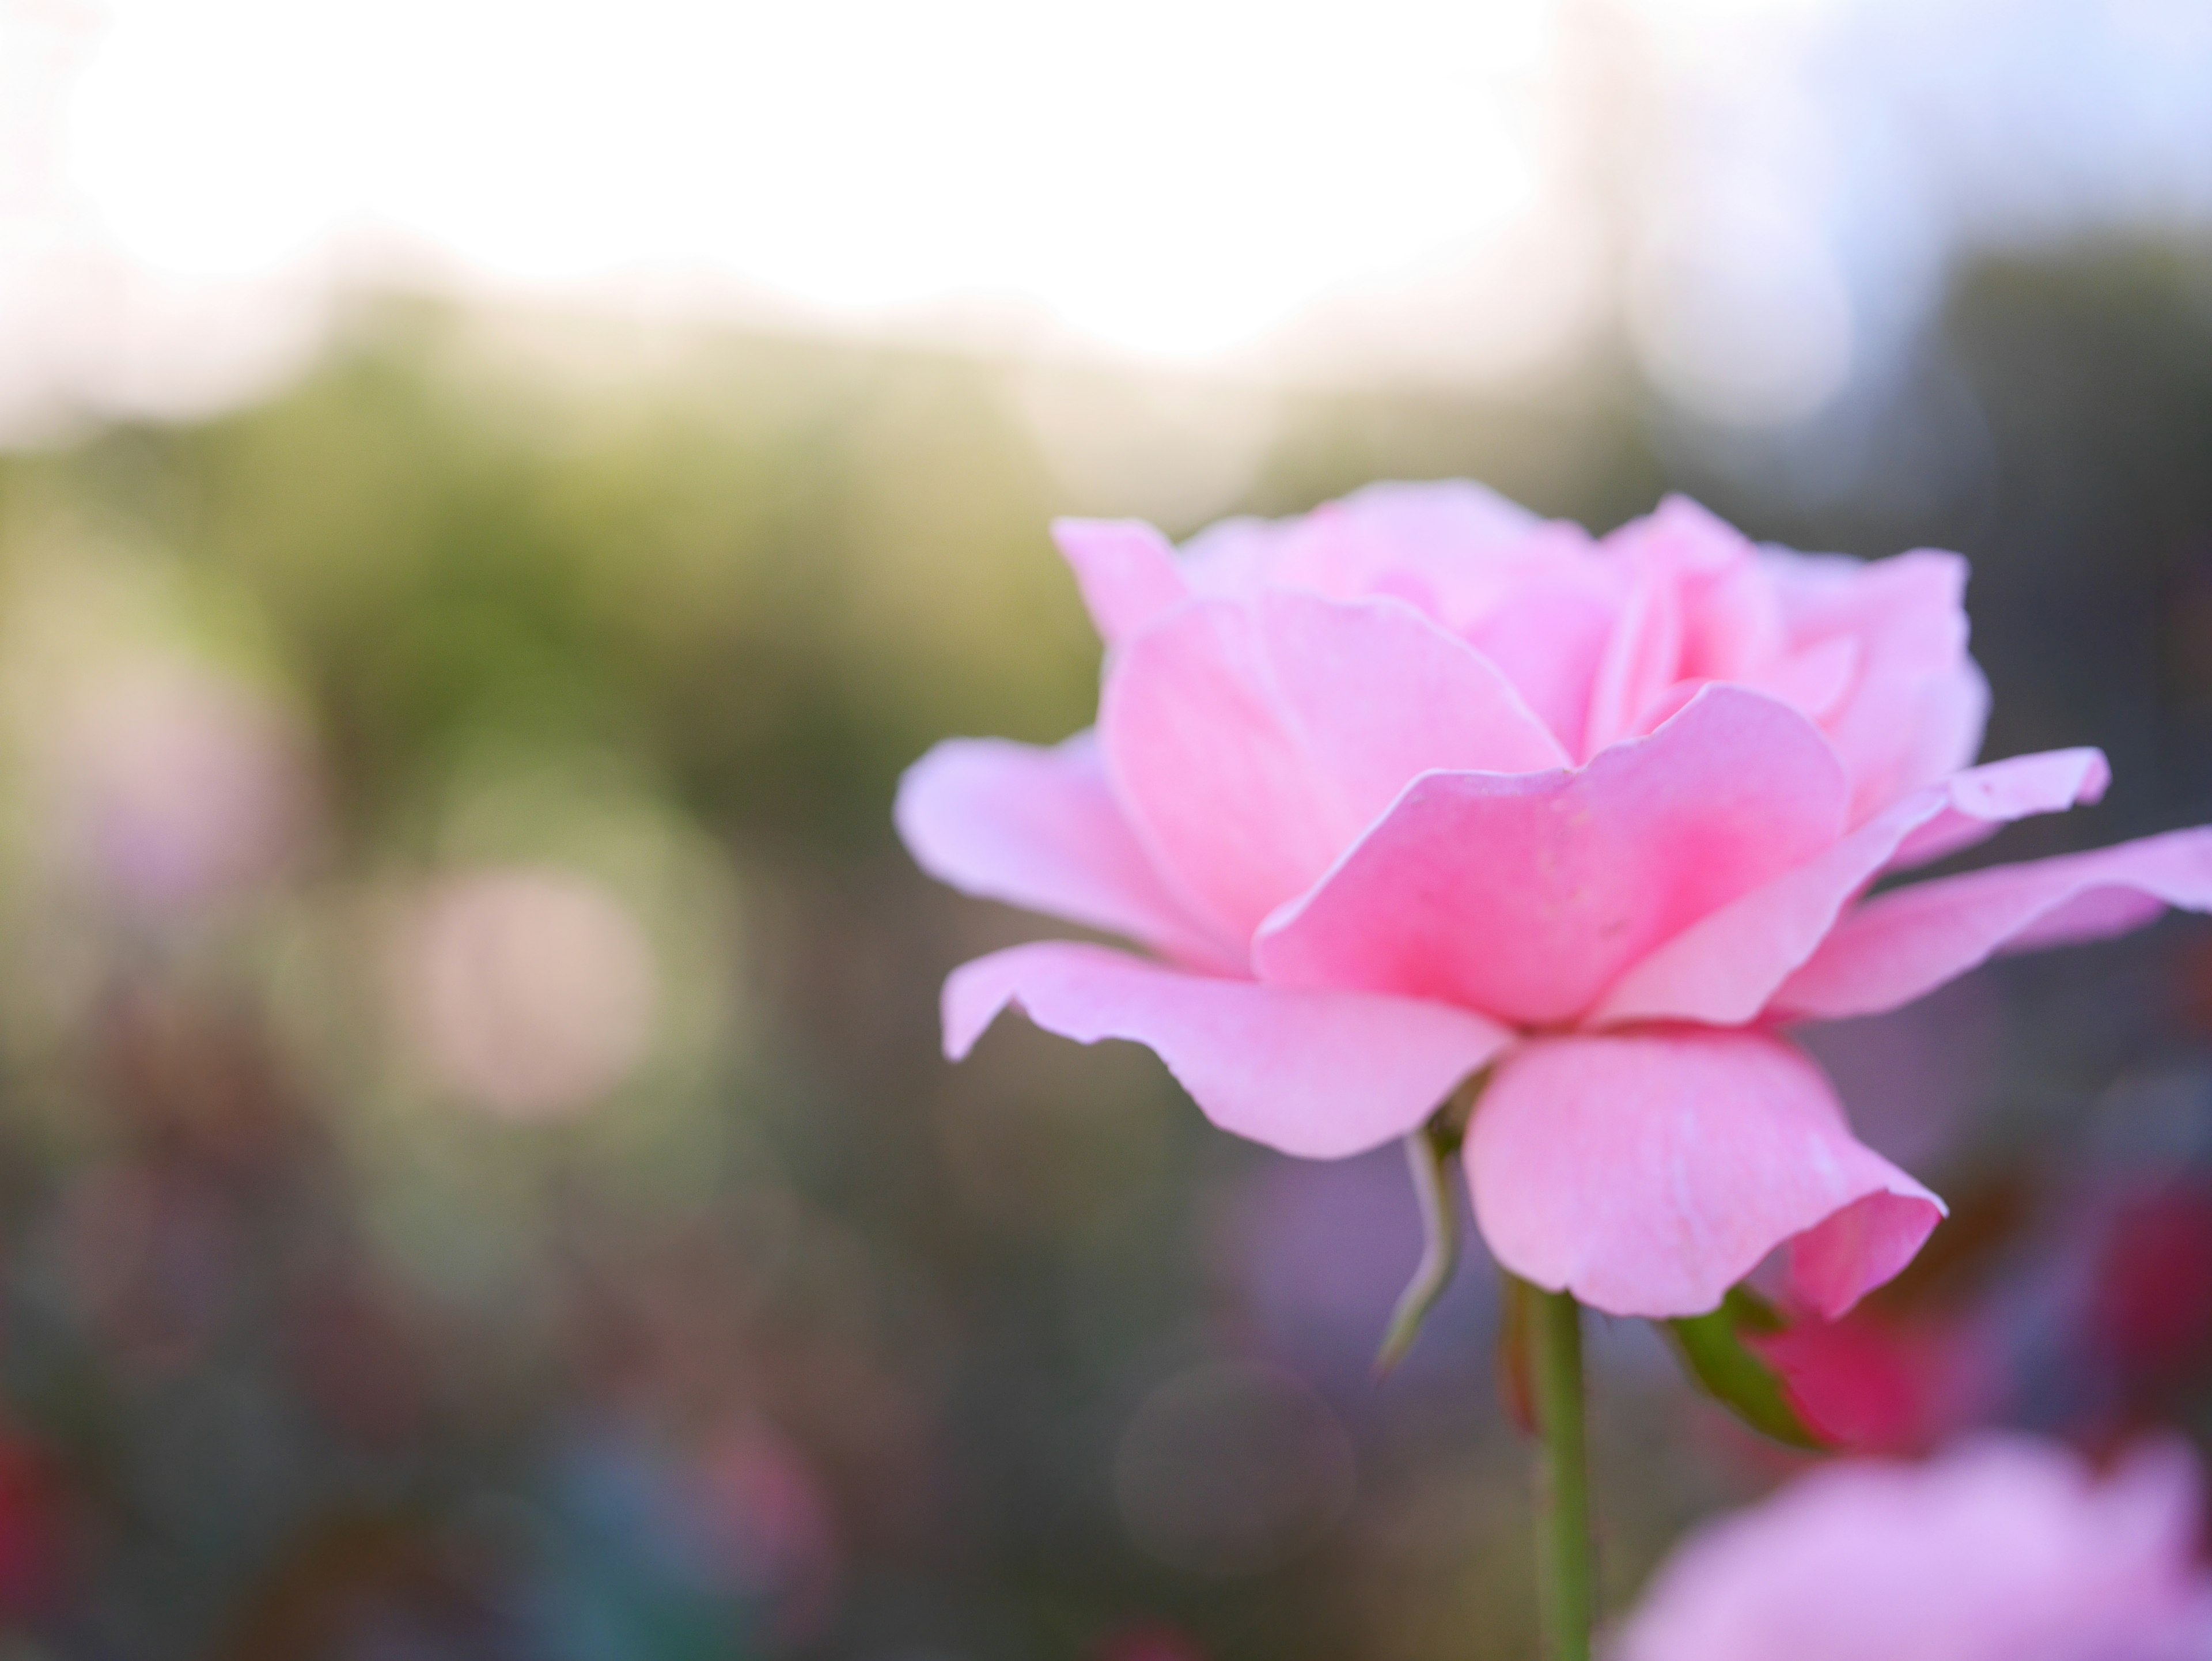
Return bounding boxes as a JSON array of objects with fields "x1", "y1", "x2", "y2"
[{"x1": 1528, "y1": 1283, "x2": 1593, "y2": 1660}]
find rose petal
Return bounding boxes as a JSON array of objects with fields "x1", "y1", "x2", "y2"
[
  {"x1": 944, "y1": 941, "x2": 1511, "y2": 1159},
  {"x1": 1771, "y1": 827, "x2": 2212, "y2": 1022},
  {"x1": 1788, "y1": 1193, "x2": 1948, "y2": 1322},
  {"x1": 1101, "y1": 599, "x2": 1339, "y2": 943},
  {"x1": 1252, "y1": 685, "x2": 1850, "y2": 1027},
  {"x1": 1051, "y1": 518, "x2": 1189, "y2": 646},
  {"x1": 1767, "y1": 547, "x2": 1989, "y2": 823},
  {"x1": 1588, "y1": 748, "x2": 2115, "y2": 1027},
  {"x1": 1465, "y1": 1030, "x2": 1942, "y2": 1319},
  {"x1": 1101, "y1": 592, "x2": 1571, "y2": 943},
  {"x1": 1256, "y1": 589, "x2": 1570, "y2": 820},
  {"x1": 1745, "y1": 635, "x2": 1859, "y2": 722},
  {"x1": 1463, "y1": 580, "x2": 1619, "y2": 758},
  {"x1": 895, "y1": 733, "x2": 1238, "y2": 971},
  {"x1": 1583, "y1": 559, "x2": 1684, "y2": 758},
  {"x1": 1884, "y1": 747, "x2": 2109, "y2": 871},
  {"x1": 1180, "y1": 478, "x2": 1551, "y2": 610}
]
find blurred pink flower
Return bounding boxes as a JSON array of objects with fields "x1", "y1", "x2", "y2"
[
  {"x1": 1615, "y1": 1437, "x2": 2212, "y2": 1661},
  {"x1": 393, "y1": 865, "x2": 658, "y2": 1120},
  {"x1": 897, "y1": 483, "x2": 2212, "y2": 1317},
  {"x1": 46, "y1": 655, "x2": 310, "y2": 908},
  {"x1": 1753, "y1": 1307, "x2": 1997, "y2": 1456}
]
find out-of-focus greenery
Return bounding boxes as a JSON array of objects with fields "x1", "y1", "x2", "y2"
[{"x1": 0, "y1": 244, "x2": 2205, "y2": 1660}]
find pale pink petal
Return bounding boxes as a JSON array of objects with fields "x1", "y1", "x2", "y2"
[
  {"x1": 1101, "y1": 599, "x2": 1340, "y2": 943},
  {"x1": 1464, "y1": 1031, "x2": 1941, "y2": 1319},
  {"x1": 1582, "y1": 562, "x2": 1684, "y2": 756},
  {"x1": 1744, "y1": 635, "x2": 1859, "y2": 721},
  {"x1": 1050, "y1": 518, "x2": 1189, "y2": 646},
  {"x1": 1788, "y1": 1192, "x2": 1946, "y2": 1321},
  {"x1": 1591, "y1": 748, "x2": 2120, "y2": 1027},
  {"x1": 1616, "y1": 1437, "x2": 2212, "y2": 1661},
  {"x1": 1101, "y1": 592, "x2": 1571, "y2": 944},
  {"x1": 1256, "y1": 589, "x2": 1570, "y2": 826},
  {"x1": 943, "y1": 941, "x2": 1511, "y2": 1159},
  {"x1": 1772, "y1": 827, "x2": 2212, "y2": 1021},
  {"x1": 1769, "y1": 548, "x2": 1989, "y2": 822},
  {"x1": 1188, "y1": 479, "x2": 1544, "y2": 592},
  {"x1": 1883, "y1": 746, "x2": 2108, "y2": 871},
  {"x1": 1252, "y1": 686, "x2": 1849, "y2": 1027},
  {"x1": 1627, "y1": 497, "x2": 1784, "y2": 680},
  {"x1": 893, "y1": 734, "x2": 1237, "y2": 971},
  {"x1": 1681, "y1": 549, "x2": 1787, "y2": 682},
  {"x1": 1180, "y1": 479, "x2": 1584, "y2": 629},
  {"x1": 1462, "y1": 580, "x2": 1619, "y2": 756}
]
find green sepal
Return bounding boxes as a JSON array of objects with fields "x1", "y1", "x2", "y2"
[
  {"x1": 1372, "y1": 1073, "x2": 1486, "y2": 1378},
  {"x1": 1663, "y1": 1287, "x2": 1830, "y2": 1451}
]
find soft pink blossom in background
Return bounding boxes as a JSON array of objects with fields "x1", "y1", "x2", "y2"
[
  {"x1": 897, "y1": 482, "x2": 2212, "y2": 1319},
  {"x1": 44, "y1": 654, "x2": 312, "y2": 910},
  {"x1": 1614, "y1": 1437, "x2": 2212, "y2": 1661},
  {"x1": 391, "y1": 865, "x2": 660, "y2": 1121}
]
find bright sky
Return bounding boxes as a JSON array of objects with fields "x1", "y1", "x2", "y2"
[
  {"x1": 2, "y1": 0, "x2": 2211, "y2": 445},
  {"x1": 54, "y1": 0, "x2": 1564, "y2": 353}
]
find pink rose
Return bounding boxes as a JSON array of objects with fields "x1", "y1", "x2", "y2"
[
  {"x1": 896, "y1": 482, "x2": 2212, "y2": 1318},
  {"x1": 1615, "y1": 1437, "x2": 2212, "y2": 1661}
]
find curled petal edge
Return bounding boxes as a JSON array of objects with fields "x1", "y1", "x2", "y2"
[
  {"x1": 1465, "y1": 1030, "x2": 1944, "y2": 1321},
  {"x1": 944, "y1": 941, "x2": 1512, "y2": 1160}
]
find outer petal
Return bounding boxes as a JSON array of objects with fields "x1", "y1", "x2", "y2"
[
  {"x1": 1884, "y1": 746, "x2": 2109, "y2": 871},
  {"x1": 944, "y1": 941, "x2": 1510, "y2": 1159},
  {"x1": 1589, "y1": 747, "x2": 2115, "y2": 1027},
  {"x1": 1465, "y1": 1031, "x2": 1942, "y2": 1319},
  {"x1": 1101, "y1": 592, "x2": 1570, "y2": 943},
  {"x1": 1051, "y1": 519, "x2": 1188, "y2": 645},
  {"x1": 894, "y1": 733, "x2": 1237, "y2": 971},
  {"x1": 1252, "y1": 685, "x2": 1849, "y2": 1027},
  {"x1": 1772, "y1": 827, "x2": 2212, "y2": 1022}
]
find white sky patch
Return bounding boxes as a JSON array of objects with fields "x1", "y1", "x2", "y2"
[{"x1": 1, "y1": 0, "x2": 2211, "y2": 445}]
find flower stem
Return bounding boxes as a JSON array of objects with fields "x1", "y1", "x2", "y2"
[{"x1": 1528, "y1": 1282, "x2": 1593, "y2": 1660}]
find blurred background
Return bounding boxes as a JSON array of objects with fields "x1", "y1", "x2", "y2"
[{"x1": 2, "y1": 0, "x2": 2212, "y2": 1655}]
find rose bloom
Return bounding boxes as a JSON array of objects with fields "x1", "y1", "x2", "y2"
[
  {"x1": 1615, "y1": 1437, "x2": 2212, "y2": 1661},
  {"x1": 897, "y1": 483, "x2": 2212, "y2": 1318}
]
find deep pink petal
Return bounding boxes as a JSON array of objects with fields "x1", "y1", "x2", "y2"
[
  {"x1": 943, "y1": 941, "x2": 1510, "y2": 1159},
  {"x1": 1050, "y1": 518, "x2": 1189, "y2": 646},
  {"x1": 1464, "y1": 1031, "x2": 1942, "y2": 1319},
  {"x1": 1252, "y1": 685, "x2": 1849, "y2": 1027},
  {"x1": 1101, "y1": 592, "x2": 1571, "y2": 944},
  {"x1": 894, "y1": 733, "x2": 1238, "y2": 971},
  {"x1": 1772, "y1": 827, "x2": 2212, "y2": 1021},
  {"x1": 1590, "y1": 747, "x2": 2114, "y2": 1027}
]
